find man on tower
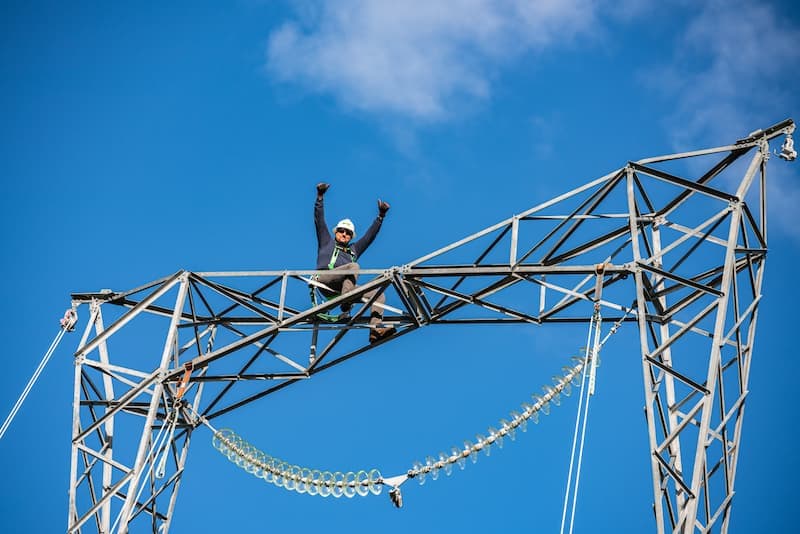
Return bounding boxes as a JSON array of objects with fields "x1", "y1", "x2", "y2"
[{"x1": 313, "y1": 182, "x2": 395, "y2": 343}]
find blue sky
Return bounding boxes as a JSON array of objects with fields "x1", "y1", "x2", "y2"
[{"x1": 1, "y1": 1, "x2": 798, "y2": 533}]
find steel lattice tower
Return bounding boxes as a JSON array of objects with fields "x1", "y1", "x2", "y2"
[{"x1": 66, "y1": 119, "x2": 795, "y2": 533}]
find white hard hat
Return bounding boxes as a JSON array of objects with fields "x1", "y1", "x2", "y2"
[{"x1": 334, "y1": 218, "x2": 356, "y2": 237}]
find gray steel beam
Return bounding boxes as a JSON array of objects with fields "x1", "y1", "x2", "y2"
[{"x1": 64, "y1": 119, "x2": 793, "y2": 533}]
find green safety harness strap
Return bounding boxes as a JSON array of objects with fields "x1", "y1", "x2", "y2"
[
  {"x1": 327, "y1": 244, "x2": 356, "y2": 269},
  {"x1": 312, "y1": 244, "x2": 358, "y2": 321},
  {"x1": 309, "y1": 286, "x2": 339, "y2": 322}
]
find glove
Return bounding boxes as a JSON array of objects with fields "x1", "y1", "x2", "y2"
[
  {"x1": 378, "y1": 199, "x2": 390, "y2": 216},
  {"x1": 316, "y1": 183, "x2": 330, "y2": 196}
]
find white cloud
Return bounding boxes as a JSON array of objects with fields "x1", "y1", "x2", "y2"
[
  {"x1": 644, "y1": 0, "x2": 800, "y2": 241},
  {"x1": 265, "y1": 1, "x2": 800, "y2": 240},
  {"x1": 649, "y1": 0, "x2": 799, "y2": 144},
  {"x1": 266, "y1": 0, "x2": 600, "y2": 120}
]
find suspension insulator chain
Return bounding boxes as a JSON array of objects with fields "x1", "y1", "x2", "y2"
[{"x1": 211, "y1": 358, "x2": 586, "y2": 508}]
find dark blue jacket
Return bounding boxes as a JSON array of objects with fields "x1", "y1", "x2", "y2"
[{"x1": 315, "y1": 196, "x2": 383, "y2": 270}]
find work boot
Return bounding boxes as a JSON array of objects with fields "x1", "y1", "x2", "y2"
[{"x1": 369, "y1": 326, "x2": 396, "y2": 344}]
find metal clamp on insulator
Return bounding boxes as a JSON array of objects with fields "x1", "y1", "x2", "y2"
[
  {"x1": 59, "y1": 308, "x2": 78, "y2": 332},
  {"x1": 389, "y1": 486, "x2": 402, "y2": 508}
]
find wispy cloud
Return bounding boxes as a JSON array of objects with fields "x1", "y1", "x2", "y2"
[
  {"x1": 643, "y1": 0, "x2": 800, "y2": 240},
  {"x1": 266, "y1": 0, "x2": 600, "y2": 121},
  {"x1": 265, "y1": 1, "x2": 800, "y2": 240},
  {"x1": 653, "y1": 0, "x2": 799, "y2": 146}
]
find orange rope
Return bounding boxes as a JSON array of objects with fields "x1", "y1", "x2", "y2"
[{"x1": 175, "y1": 362, "x2": 194, "y2": 400}]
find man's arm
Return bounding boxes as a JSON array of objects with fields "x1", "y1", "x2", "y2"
[
  {"x1": 315, "y1": 183, "x2": 331, "y2": 246},
  {"x1": 352, "y1": 199, "x2": 390, "y2": 255}
]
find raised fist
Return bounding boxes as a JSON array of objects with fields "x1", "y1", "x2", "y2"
[
  {"x1": 378, "y1": 199, "x2": 390, "y2": 216},
  {"x1": 316, "y1": 183, "x2": 330, "y2": 195}
]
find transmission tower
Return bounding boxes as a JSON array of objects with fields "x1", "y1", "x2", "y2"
[{"x1": 65, "y1": 119, "x2": 795, "y2": 534}]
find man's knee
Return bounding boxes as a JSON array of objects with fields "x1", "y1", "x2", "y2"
[{"x1": 341, "y1": 262, "x2": 359, "y2": 282}]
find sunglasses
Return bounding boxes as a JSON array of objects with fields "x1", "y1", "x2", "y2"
[{"x1": 335, "y1": 228, "x2": 353, "y2": 237}]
